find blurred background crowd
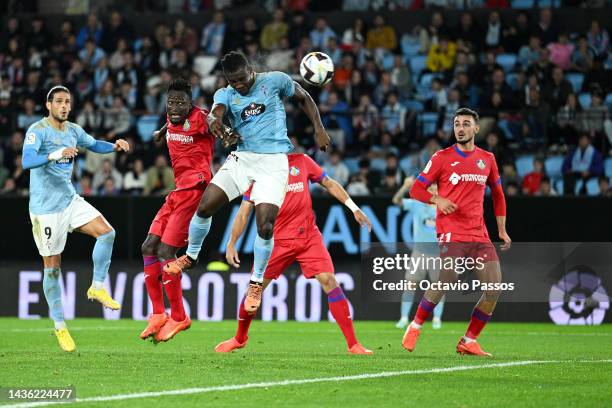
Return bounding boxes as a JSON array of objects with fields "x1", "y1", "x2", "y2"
[{"x1": 0, "y1": 0, "x2": 611, "y2": 199}]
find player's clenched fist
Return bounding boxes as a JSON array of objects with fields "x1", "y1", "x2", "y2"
[
  {"x1": 114, "y1": 139, "x2": 130, "y2": 152},
  {"x1": 431, "y1": 195, "x2": 458, "y2": 215}
]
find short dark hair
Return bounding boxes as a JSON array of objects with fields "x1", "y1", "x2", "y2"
[
  {"x1": 46, "y1": 85, "x2": 70, "y2": 102},
  {"x1": 454, "y1": 107, "x2": 479, "y2": 122},
  {"x1": 221, "y1": 51, "x2": 250, "y2": 73},
  {"x1": 167, "y1": 77, "x2": 192, "y2": 98}
]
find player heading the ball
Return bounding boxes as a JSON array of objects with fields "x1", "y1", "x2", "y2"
[
  {"x1": 164, "y1": 51, "x2": 331, "y2": 314},
  {"x1": 22, "y1": 85, "x2": 130, "y2": 352}
]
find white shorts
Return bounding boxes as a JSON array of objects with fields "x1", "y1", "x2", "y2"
[
  {"x1": 30, "y1": 195, "x2": 101, "y2": 257},
  {"x1": 211, "y1": 151, "x2": 288, "y2": 207}
]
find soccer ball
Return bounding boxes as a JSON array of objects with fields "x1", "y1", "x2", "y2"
[{"x1": 299, "y1": 52, "x2": 334, "y2": 87}]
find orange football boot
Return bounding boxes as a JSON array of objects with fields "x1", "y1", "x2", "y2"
[
  {"x1": 456, "y1": 338, "x2": 492, "y2": 357},
  {"x1": 163, "y1": 255, "x2": 195, "y2": 275},
  {"x1": 215, "y1": 337, "x2": 248, "y2": 353},
  {"x1": 244, "y1": 282, "x2": 263, "y2": 313},
  {"x1": 348, "y1": 343, "x2": 373, "y2": 355},
  {"x1": 402, "y1": 325, "x2": 421, "y2": 352},
  {"x1": 139, "y1": 313, "x2": 168, "y2": 340},
  {"x1": 155, "y1": 315, "x2": 192, "y2": 342}
]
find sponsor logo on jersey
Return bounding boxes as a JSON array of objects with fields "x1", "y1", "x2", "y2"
[
  {"x1": 286, "y1": 181, "x2": 304, "y2": 193},
  {"x1": 476, "y1": 159, "x2": 486, "y2": 170},
  {"x1": 167, "y1": 131, "x2": 194, "y2": 144},
  {"x1": 241, "y1": 102, "x2": 266, "y2": 120},
  {"x1": 183, "y1": 119, "x2": 190, "y2": 131},
  {"x1": 289, "y1": 166, "x2": 300, "y2": 176},
  {"x1": 449, "y1": 172, "x2": 487, "y2": 185},
  {"x1": 25, "y1": 132, "x2": 36, "y2": 145}
]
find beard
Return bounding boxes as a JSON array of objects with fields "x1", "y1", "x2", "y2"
[
  {"x1": 456, "y1": 134, "x2": 474, "y2": 145},
  {"x1": 52, "y1": 112, "x2": 68, "y2": 123}
]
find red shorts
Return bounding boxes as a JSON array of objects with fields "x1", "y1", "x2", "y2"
[
  {"x1": 437, "y1": 232, "x2": 499, "y2": 262},
  {"x1": 264, "y1": 229, "x2": 334, "y2": 280},
  {"x1": 148, "y1": 183, "x2": 206, "y2": 248}
]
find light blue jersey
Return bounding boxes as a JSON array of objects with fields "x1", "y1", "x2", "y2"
[
  {"x1": 23, "y1": 118, "x2": 96, "y2": 215},
  {"x1": 402, "y1": 198, "x2": 437, "y2": 254},
  {"x1": 214, "y1": 71, "x2": 295, "y2": 154}
]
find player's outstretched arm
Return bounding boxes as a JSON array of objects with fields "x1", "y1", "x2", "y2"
[
  {"x1": 226, "y1": 200, "x2": 255, "y2": 268},
  {"x1": 87, "y1": 139, "x2": 130, "y2": 154},
  {"x1": 291, "y1": 81, "x2": 330, "y2": 151},
  {"x1": 320, "y1": 176, "x2": 372, "y2": 231},
  {"x1": 22, "y1": 147, "x2": 79, "y2": 169},
  {"x1": 392, "y1": 176, "x2": 415, "y2": 206}
]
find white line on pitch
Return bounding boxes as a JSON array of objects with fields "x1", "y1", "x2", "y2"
[{"x1": 5, "y1": 360, "x2": 612, "y2": 407}]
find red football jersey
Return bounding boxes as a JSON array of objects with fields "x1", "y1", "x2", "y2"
[
  {"x1": 245, "y1": 153, "x2": 326, "y2": 240},
  {"x1": 165, "y1": 106, "x2": 215, "y2": 190},
  {"x1": 417, "y1": 144, "x2": 501, "y2": 238}
]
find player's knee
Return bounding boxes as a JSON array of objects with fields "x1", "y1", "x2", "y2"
[
  {"x1": 196, "y1": 205, "x2": 214, "y2": 219},
  {"x1": 484, "y1": 289, "x2": 501, "y2": 302},
  {"x1": 156, "y1": 245, "x2": 177, "y2": 261},
  {"x1": 99, "y1": 229, "x2": 115, "y2": 242},
  {"x1": 257, "y1": 222, "x2": 274, "y2": 240},
  {"x1": 141, "y1": 240, "x2": 157, "y2": 256},
  {"x1": 318, "y1": 273, "x2": 337, "y2": 292}
]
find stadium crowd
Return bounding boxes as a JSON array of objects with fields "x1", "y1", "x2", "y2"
[{"x1": 0, "y1": 4, "x2": 611, "y2": 198}]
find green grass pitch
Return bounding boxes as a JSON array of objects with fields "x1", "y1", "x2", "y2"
[{"x1": 1, "y1": 319, "x2": 611, "y2": 407}]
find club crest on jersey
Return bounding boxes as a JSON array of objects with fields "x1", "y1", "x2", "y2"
[
  {"x1": 241, "y1": 102, "x2": 266, "y2": 120},
  {"x1": 289, "y1": 166, "x2": 300, "y2": 176},
  {"x1": 476, "y1": 159, "x2": 486, "y2": 170},
  {"x1": 183, "y1": 119, "x2": 190, "y2": 131},
  {"x1": 233, "y1": 97, "x2": 240, "y2": 105}
]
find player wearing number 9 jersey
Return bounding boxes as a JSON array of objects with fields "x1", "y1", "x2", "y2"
[
  {"x1": 22, "y1": 85, "x2": 131, "y2": 352},
  {"x1": 402, "y1": 108, "x2": 511, "y2": 357}
]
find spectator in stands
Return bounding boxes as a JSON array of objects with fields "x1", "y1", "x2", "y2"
[
  {"x1": 79, "y1": 37, "x2": 106, "y2": 69},
  {"x1": 135, "y1": 35, "x2": 159, "y2": 76},
  {"x1": 93, "y1": 159, "x2": 123, "y2": 192},
  {"x1": 123, "y1": 159, "x2": 146, "y2": 195},
  {"x1": 502, "y1": 12, "x2": 530, "y2": 54},
  {"x1": 173, "y1": 19, "x2": 198, "y2": 55},
  {"x1": 76, "y1": 13, "x2": 103, "y2": 49},
  {"x1": 373, "y1": 71, "x2": 397, "y2": 107},
  {"x1": 598, "y1": 176, "x2": 612, "y2": 197},
  {"x1": 320, "y1": 91, "x2": 352, "y2": 150},
  {"x1": 556, "y1": 93, "x2": 582, "y2": 147},
  {"x1": 484, "y1": 10, "x2": 503, "y2": 51},
  {"x1": 546, "y1": 67, "x2": 573, "y2": 113},
  {"x1": 0, "y1": 156, "x2": 8, "y2": 191},
  {"x1": 425, "y1": 78, "x2": 448, "y2": 113},
  {"x1": 0, "y1": 178, "x2": 17, "y2": 196},
  {"x1": 483, "y1": 131, "x2": 514, "y2": 166},
  {"x1": 455, "y1": 12, "x2": 480, "y2": 53},
  {"x1": 288, "y1": 12, "x2": 311, "y2": 49},
  {"x1": 27, "y1": 17, "x2": 52, "y2": 52},
  {"x1": 341, "y1": 17, "x2": 366, "y2": 49},
  {"x1": 76, "y1": 173, "x2": 93, "y2": 196},
  {"x1": 519, "y1": 35, "x2": 542, "y2": 69},
  {"x1": 562, "y1": 133, "x2": 604, "y2": 196},
  {"x1": 324, "y1": 37, "x2": 343, "y2": 66},
  {"x1": 522, "y1": 157, "x2": 545, "y2": 196},
  {"x1": 100, "y1": 177, "x2": 120, "y2": 196},
  {"x1": 366, "y1": 15, "x2": 397, "y2": 52},
  {"x1": 201, "y1": 11, "x2": 226, "y2": 56},
  {"x1": 346, "y1": 174, "x2": 370, "y2": 196},
  {"x1": 547, "y1": 32, "x2": 574, "y2": 71},
  {"x1": 535, "y1": 8, "x2": 557, "y2": 46},
  {"x1": 381, "y1": 92, "x2": 406, "y2": 136},
  {"x1": 536, "y1": 176, "x2": 557, "y2": 197},
  {"x1": 3, "y1": 131, "x2": 23, "y2": 174},
  {"x1": 144, "y1": 155, "x2": 175, "y2": 196},
  {"x1": 101, "y1": 11, "x2": 133, "y2": 53},
  {"x1": 522, "y1": 88, "x2": 551, "y2": 147},
  {"x1": 101, "y1": 96, "x2": 131, "y2": 140},
  {"x1": 426, "y1": 36, "x2": 456, "y2": 74},
  {"x1": 581, "y1": 92, "x2": 609, "y2": 138},
  {"x1": 570, "y1": 36, "x2": 595, "y2": 73},
  {"x1": 310, "y1": 17, "x2": 336, "y2": 49},
  {"x1": 587, "y1": 20, "x2": 610, "y2": 57},
  {"x1": 323, "y1": 151, "x2": 350, "y2": 187},
  {"x1": 505, "y1": 181, "x2": 520, "y2": 197},
  {"x1": 261, "y1": 8, "x2": 288, "y2": 51},
  {"x1": 17, "y1": 97, "x2": 41, "y2": 130},
  {"x1": 376, "y1": 167, "x2": 401, "y2": 195}
]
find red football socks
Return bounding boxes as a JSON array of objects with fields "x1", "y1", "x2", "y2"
[
  {"x1": 160, "y1": 259, "x2": 186, "y2": 321},
  {"x1": 465, "y1": 308, "x2": 492, "y2": 340},
  {"x1": 143, "y1": 256, "x2": 165, "y2": 314},
  {"x1": 328, "y1": 286, "x2": 358, "y2": 348},
  {"x1": 235, "y1": 297, "x2": 254, "y2": 343},
  {"x1": 414, "y1": 298, "x2": 437, "y2": 326}
]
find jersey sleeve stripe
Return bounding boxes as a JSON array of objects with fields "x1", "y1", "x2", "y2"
[
  {"x1": 417, "y1": 175, "x2": 432, "y2": 186},
  {"x1": 312, "y1": 171, "x2": 327, "y2": 183}
]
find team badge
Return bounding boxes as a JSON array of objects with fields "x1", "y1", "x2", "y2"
[
  {"x1": 233, "y1": 98, "x2": 241, "y2": 105},
  {"x1": 476, "y1": 159, "x2": 486, "y2": 170},
  {"x1": 289, "y1": 166, "x2": 300, "y2": 176},
  {"x1": 183, "y1": 119, "x2": 190, "y2": 131}
]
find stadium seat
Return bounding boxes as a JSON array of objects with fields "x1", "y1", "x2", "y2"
[
  {"x1": 605, "y1": 93, "x2": 612, "y2": 111},
  {"x1": 370, "y1": 158, "x2": 387, "y2": 172},
  {"x1": 578, "y1": 92, "x2": 591, "y2": 108},
  {"x1": 538, "y1": 0, "x2": 560, "y2": 6},
  {"x1": 506, "y1": 72, "x2": 519, "y2": 91},
  {"x1": 554, "y1": 179, "x2": 564, "y2": 195},
  {"x1": 496, "y1": 54, "x2": 517, "y2": 73},
  {"x1": 344, "y1": 158, "x2": 360, "y2": 174},
  {"x1": 565, "y1": 73, "x2": 585, "y2": 94},
  {"x1": 399, "y1": 154, "x2": 419, "y2": 176},
  {"x1": 515, "y1": 155, "x2": 534, "y2": 178},
  {"x1": 417, "y1": 73, "x2": 442, "y2": 97},
  {"x1": 137, "y1": 115, "x2": 160, "y2": 143},
  {"x1": 402, "y1": 41, "x2": 421, "y2": 58},
  {"x1": 544, "y1": 156, "x2": 564, "y2": 180},
  {"x1": 574, "y1": 179, "x2": 584, "y2": 195},
  {"x1": 403, "y1": 99, "x2": 425, "y2": 113},
  {"x1": 510, "y1": 0, "x2": 534, "y2": 8},
  {"x1": 409, "y1": 55, "x2": 427, "y2": 79},
  {"x1": 418, "y1": 112, "x2": 439, "y2": 136},
  {"x1": 604, "y1": 158, "x2": 612, "y2": 178},
  {"x1": 586, "y1": 178, "x2": 600, "y2": 196}
]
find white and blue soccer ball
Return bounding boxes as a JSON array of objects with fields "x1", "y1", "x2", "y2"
[{"x1": 299, "y1": 52, "x2": 334, "y2": 87}]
